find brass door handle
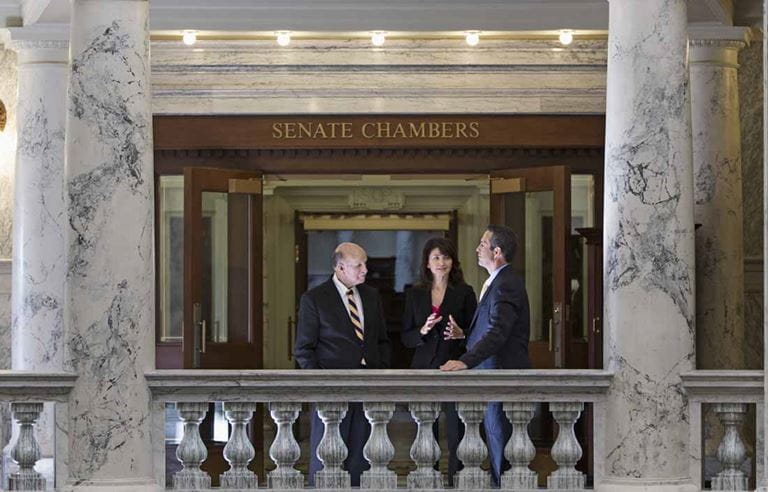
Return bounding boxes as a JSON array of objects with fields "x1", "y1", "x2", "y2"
[
  {"x1": 592, "y1": 316, "x2": 601, "y2": 335},
  {"x1": 201, "y1": 320, "x2": 207, "y2": 354}
]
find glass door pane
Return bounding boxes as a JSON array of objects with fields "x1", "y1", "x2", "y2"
[{"x1": 184, "y1": 168, "x2": 263, "y2": 369}]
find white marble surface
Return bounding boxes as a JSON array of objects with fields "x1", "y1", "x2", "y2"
[
  {"x1": 690, "y1": 37, "x2": 747, "y2": 371},
  {"x1": 0, "y1": 49, "x2": 17, "y2": 259},
  {"x1": 150, "y1": 39, "x2": 607, "y2": 114},
  {"x1": 10, "y1": 41, "x2": 67, "y2": 374},
  {"x1": 601, "y1": 0, "x2": 696, "y2": 489},
  {"x1": 64, "y1": 1, "x2": 157, "y2": 489}
]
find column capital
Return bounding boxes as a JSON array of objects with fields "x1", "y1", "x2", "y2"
[
  {"x1": 689, "y1": 25, "x2": 752, "y2": 67},
  {"x1": 2, "y1": 25, "x2": 69, "y2": 64}
]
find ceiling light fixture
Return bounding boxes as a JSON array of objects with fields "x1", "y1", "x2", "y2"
[
  {"x1": 182, "y1": 30, "x2": 197, "y2": 46},
  {"x1": 558, "y1": 29, "x2": 574, "y2": 46},
  {"x1": 276, "y1": 31, "x2": 291, "y2": 47},
  {"x1": 371, "y1": 31, "x2": 386, "y2": 47},
  {"x1": 465, "y1": 31, "x2": 480, "y2": 47}
]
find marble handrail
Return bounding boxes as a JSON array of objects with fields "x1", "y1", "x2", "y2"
[
  {"x1": 680, "y1": 370, "x2": 764, "y2": 491},
  {"x1": 0, "y1": 371, "x2": 77, "y2": 401},
  {"x1": 145, "y1": 369, "x2": 613, "y2": 403}
]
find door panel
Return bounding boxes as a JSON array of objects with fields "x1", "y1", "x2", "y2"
[
  {"x1": 184, "y1": 167, "x2": 263, "y2": 369},
  {"x1": 490, "y1": 166, "x2": 571, "y2": 369}
]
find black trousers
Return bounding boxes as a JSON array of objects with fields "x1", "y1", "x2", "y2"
[
  {"x1": 433, "y1": 402, "x2": 464, "y2": 485},
  {"x1": 308, "y1": 402, "x2": 370, "y2": 486}
]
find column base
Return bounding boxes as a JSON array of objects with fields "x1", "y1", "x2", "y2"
[
  {"x1": 8, "y1": 470, "x2": 45, "y2": 491},
  {"x1": 220, "y1": 469, "x2": 258, "y2": 489},
  {"x1": 267, "y1": 469, "x2": 303, "y2": 489},
  {"x1": 455, "y1": 468, "x2": 491, "y2": 490},
  {"x1": 596, "y1": 479, "x2": 698, "y2": 492},
  {"x1": 315, "y1": 469, "x2": 351, "y2": 489},
  {"x1": 360, "y1": 469, "x2": 397, "y2": 489},
  {"x1": 407, "y1": 469, "x2": 443, "y2": 489},
  {"x1": 502, "y1": 469, "x2": 537, "y2": 489},
  {"x1": 62, "y1": 478, "x2": 161, "y2": 492}
]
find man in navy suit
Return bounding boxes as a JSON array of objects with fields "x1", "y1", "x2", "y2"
[
  {"x1": 441, "y1": 225, "x2": 531, "y2": 485},
  {"x1": 294, "y1": 242, "x2": 391, "y2": 486}
]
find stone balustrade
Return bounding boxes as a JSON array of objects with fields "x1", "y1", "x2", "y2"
[
  {"x1": 147, "y1": 369, "x2": 611, "y2": 490},
  {"x1": 0, "y1": 370, "x2": 761, "y2": 491},
  {"x1": 0, "y1": 371, "x2": 76, "y2": 491},
  {"x1": 681, "y1": 370, "x2": 764, "y2": 491}
]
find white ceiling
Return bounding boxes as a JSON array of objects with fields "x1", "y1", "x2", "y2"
[{"x1": 0, "y1": 0, "x2": 763, "y2": 36}]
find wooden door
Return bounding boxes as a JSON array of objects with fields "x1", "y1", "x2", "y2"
[
  {"x1": 183, "y1": 167, "x2": 264, "y2": 369},
  {"x1": 489, "y1": 166, "x2": 571, "y2": 369}
]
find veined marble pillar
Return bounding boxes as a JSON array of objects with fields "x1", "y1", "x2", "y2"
[
  {"x1": 600, "y1": 0, "x2": 696, "y2": 491},
  {"x1": 64, "y1": 1, "x2": 157, "y2": 490},
  {"x1": 690, "y1": 26, "x2": 752, "y2": 370},
  {"x1": 6, "y1": 25, "x2": 69, "y2": 482}
]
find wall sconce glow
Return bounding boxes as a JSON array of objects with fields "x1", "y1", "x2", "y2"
[
  {"x1": 465, "y1": 31, "x2": 480, "y2": 47},
  {"x1": 371, "y1": 31, "x2": 386, "y2": 47},
  {"x1": 182, "y1": 30, "x2": 197, "y2": 46},
  {"x1": 558, "y1": 29, "x2": 574, "y2": 46},
  {"x1": 276, "y1": 31, "x2": 291, "y2": 47}
]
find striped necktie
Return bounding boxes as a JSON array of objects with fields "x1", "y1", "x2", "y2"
[{"x1": 346, "y1": 288, "x2": 365, "y2": 342}]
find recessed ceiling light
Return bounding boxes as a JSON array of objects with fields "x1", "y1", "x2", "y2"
[
  {"x1": 559, "y1": 29, "x2": 574, "y2": 46},
  {"x1": 465, "y1": 31, "x2": 480, "y2": 47},
  {"x1": 371, "y1": 31, "x2": 386, "y2": 47},
  {"x1": 276, "y1": 31, "x2": 291, "y2": 47},
  {"x1": 182, "y1": 30, "x2": 197, "y2": 46}
]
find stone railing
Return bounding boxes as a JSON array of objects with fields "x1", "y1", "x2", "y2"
[
  {"x1": 0, "y1": 371, "x2": 76, "y2": 491},
  {"x1": 146, "y1": 369, "x2": 612, "y2": 490},
  {"x1": 681, "y1": 370, "x2": 764, "y2": 491}
]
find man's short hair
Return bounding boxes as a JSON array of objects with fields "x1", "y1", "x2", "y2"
[{"x1": 486, "y1": 224, "x2": 518, "y2": 262}]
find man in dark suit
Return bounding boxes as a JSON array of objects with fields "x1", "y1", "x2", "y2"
[
  {"x1": 294, "y1": 242, "x2": 391, "y2": 486},
  {"x1": 440, "y1": 225, "x2": 531, "y2": 485}
]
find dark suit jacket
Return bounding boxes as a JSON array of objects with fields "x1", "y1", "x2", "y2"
[
  {"x1": 294, "y1": 277, "x2": 391, "y2": 369},
  {"x1": 401, "y1": 283, "x2": 477, "y2": 369},
  {"x1": 460, "y1": 265, "x2": 530, "y2": 369}
]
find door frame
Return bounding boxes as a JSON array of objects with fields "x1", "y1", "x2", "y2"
[{"x1": 154, "y1": 114, "x2": 605, "y2": 368}]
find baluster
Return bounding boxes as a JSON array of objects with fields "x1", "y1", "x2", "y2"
[
  {"x1": 220, "y1": 402, "x2": 258, "y2": 489},
  {"x1": 315, "y1": 402, "x2": 350, "y2": 489},
  {"x1": 548, "y1": 402, "x2": 586, "y2": 490},
  {"x1": 407, "y1": 402, "x2": 442, "y2": 489},
  {"x1": 456, "y1": 402, "x2": 491, "y2": 490},
  {"x1": 8, "y1": 402, "x2": 45, "y2": 491},
  {"x1": 712, "y1": 403, "x2": 749, "y2": 491},
  {"x1": 361, "y1": 402, "x2": 397, "y2": 489},
  {"x1": 173, "y1": 402, "x2": 211, "y2": 490},
  {"x1": 268, "y1": 402, "x2": 303, "y2": 489},
  {"x1": 502, "y1": 401, "x2": 538, "y2": 489}
]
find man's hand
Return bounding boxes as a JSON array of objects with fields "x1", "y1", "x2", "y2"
[{"x1": 440, "y1": 360, "x2": 468, "y2": 371}]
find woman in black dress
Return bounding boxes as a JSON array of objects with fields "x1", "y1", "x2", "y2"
[{"x1": 401, "y1": 237, "x2": 477, "y2": 483}]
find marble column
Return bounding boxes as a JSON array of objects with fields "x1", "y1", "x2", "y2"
[
  {"x1": 64, "y1": 1, "x2": 157, "y2": 490},
  {"x1": 600, "y1": 0, "x2": 696, "y2": 490},
  {"x1": 690, "y1": 26, "x2": 751, "y2": 370},
  {"x1": 6, "y1": 28, "x2": 69, "y2": 472}
]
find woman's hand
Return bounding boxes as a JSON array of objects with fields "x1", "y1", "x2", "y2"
[
  {"x1": 443, "y1": 314, "x2": 465, "y2": 340},
  {"x1": 420, "y1": 313, "x2": 443, "y2": 336}
]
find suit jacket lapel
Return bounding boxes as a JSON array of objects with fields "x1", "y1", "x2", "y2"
[{"x1": 322, "y1": 278, "x2": 356, "y2": 335}]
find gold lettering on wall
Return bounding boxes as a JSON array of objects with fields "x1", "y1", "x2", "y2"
[{"x1": 271, "y1": 120, "x2": 481, "y2": 140}]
